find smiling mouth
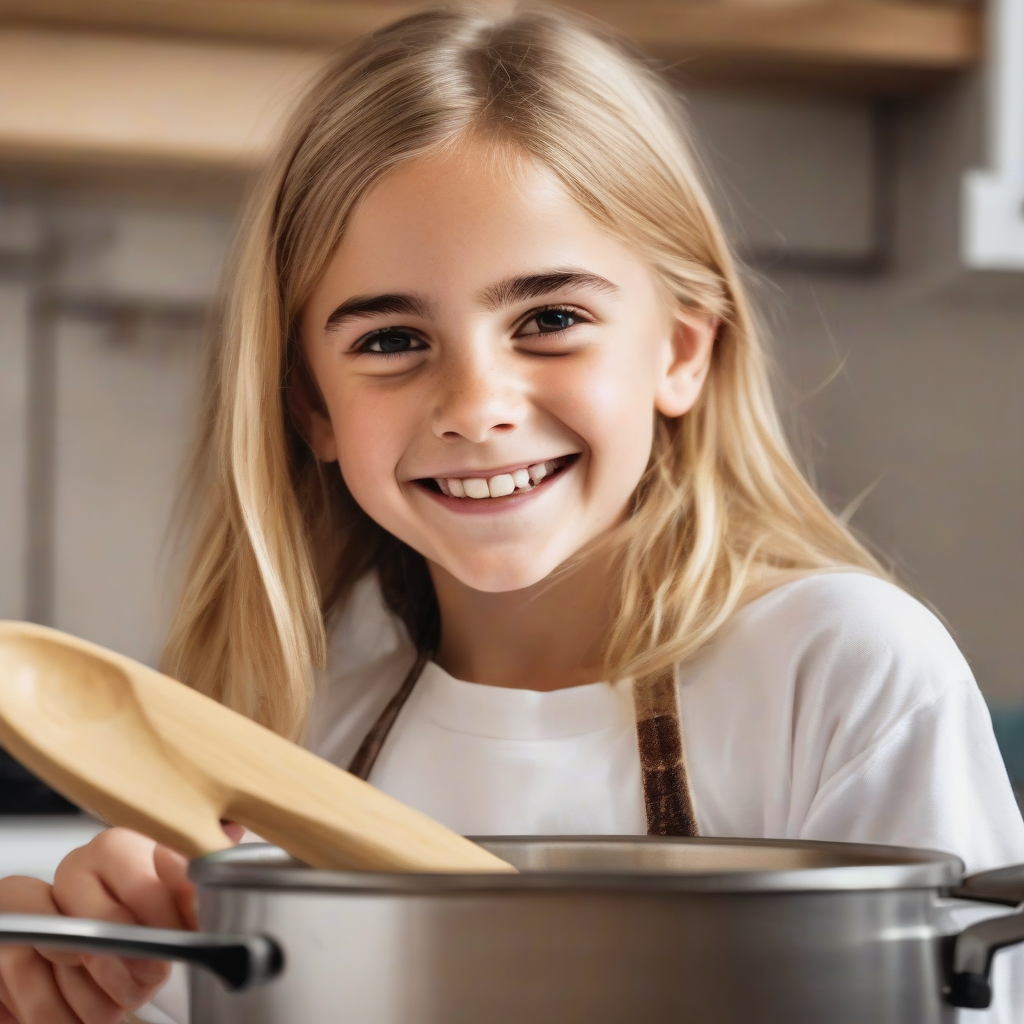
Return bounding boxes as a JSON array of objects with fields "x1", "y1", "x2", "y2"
[{"x1": 416, "y1": 454, "x2": 579, "y2": 500}]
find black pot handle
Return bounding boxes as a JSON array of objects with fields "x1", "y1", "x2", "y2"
[
  {"x1": 0, "y1": 914, "x2": 283, "y2": 991},
  {"x1": 945, "y1": 862, "x2": 1024, "y2": 1009},
  {"x1": 945, "y1": 907, "x2": 1024, "y2": 1009}
]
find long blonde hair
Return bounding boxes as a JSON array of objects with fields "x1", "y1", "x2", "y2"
[{"x1": 163, "y1": 4, "x2": 882, "y2": 739}]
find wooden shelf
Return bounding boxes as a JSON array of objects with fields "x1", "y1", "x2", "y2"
[
  {"x1": 0, "y1": 0, "x2": 982, "y2": 182},
  {"x1": 0, "y1": 0, "x2": 981, "y2": 93},
  {"x1": 0, "y1": 28, "x2": 321, "y2": 171}
]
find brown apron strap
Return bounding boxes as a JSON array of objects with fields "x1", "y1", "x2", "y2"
[
  {"x1": 632, "y1": 668, "x2": 700, "y2": 837},
  {"x1": 347, "y1": 648, "x2": 431, "y2": 780}
]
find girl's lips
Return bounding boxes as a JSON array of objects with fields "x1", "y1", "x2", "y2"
[{"x1": 414, "y1": 454, "x2": 578, "y2": 513}]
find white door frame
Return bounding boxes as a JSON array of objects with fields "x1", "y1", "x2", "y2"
[{"x1": 962, "y1": 0, "x2": 1024, "y2": 269}]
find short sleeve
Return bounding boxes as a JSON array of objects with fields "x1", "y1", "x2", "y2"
[
  {"x1": 799, "y1": 675, "x2": 1024, "y2": 873},
  {"x1": 682, "y1": 572, "x2": 1024, "y2": 871}
]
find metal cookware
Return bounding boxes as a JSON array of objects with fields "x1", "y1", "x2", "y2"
[{"x1": 2, "y1": 836, "x2": 1024, "y2": 1023}]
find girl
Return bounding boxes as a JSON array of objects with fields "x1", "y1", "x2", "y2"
[{"x1": 1, "y1": 6, "x2": 1022, "y2": 1023}]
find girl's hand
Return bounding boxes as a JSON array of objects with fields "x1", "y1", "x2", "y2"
[{"x1": 0, "y1": 824, "x2": 242, "y2": 1024}]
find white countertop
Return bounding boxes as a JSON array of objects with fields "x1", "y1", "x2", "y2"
[{"x1": 0, "y1": 815, "x2": 105, "y2": 882}]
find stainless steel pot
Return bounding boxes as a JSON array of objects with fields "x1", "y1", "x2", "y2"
[{"x1": 2, "y1": 836, "x2": 1024, "y2": 1023}]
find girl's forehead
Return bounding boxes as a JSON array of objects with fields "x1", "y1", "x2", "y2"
[
  {"x1": 350, "y1": 143, "x2": 573, "y2": 243},
  {"x1": 373, "y1": 137, "x2": 546, "y2": 198},
  {"x1": 314, "y1": 142, "x2": 654, "y2": 310}
]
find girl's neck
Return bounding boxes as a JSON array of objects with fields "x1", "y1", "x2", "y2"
[{"x1": 429, "y1": 555, "x2": 613, "y2": 691}]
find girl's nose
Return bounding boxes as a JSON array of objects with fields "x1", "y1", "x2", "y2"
[{"x1": 431, "y1": 351, "x2": 528, "y2": 443}]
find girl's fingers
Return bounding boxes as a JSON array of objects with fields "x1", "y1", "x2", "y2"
[
  {"x1": 54, "y1": 962, "x2": 135, "y2": 1024},
  {"x1": 49, "y1": 855, "x2": 155, "y2": 997},
  {"x1": 0, "y1": 875, "x2": 79, "y2": 969},
  {"x1": 52, "y1": 830, "x2": 181, "y2": 999},
  {"x1": 0, "y1": 969, "x2": 21, "y2": 1023},
  {"x1": 0, "y1": 946, "x2": 81, "y2": 1024},
  {"x1": 26, "y1": 866, "x2": 165, "y2": 1009},
  {"x1": 153, "y1": 844, "x2": 196, "y2": 931},
  {"x1": 0, "y1": 841, "x2": 174, "y2": 1019},
  {"x1": 89, "y1": 839, "x2": 190, "y2": 992},
  {"x1": 78, "y1": 953, "x2": 169, "y2": 1013},
  {"x1": 221, "y1": 821, "x2": 246, "y2": 844},
  {"x1": 53, "y1": 853, "x2": 137, "y2": 925},
  {"x1": 55, "y1": 829, "x2": 189, "y2": 930}
]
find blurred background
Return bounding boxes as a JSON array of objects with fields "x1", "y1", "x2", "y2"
[{"x1": 0, "y1": 0, "x2": 1023, "y2": 862}]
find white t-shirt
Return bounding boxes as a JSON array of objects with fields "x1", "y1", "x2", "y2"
[
  {"x1": 308, "y1": 570, "x2": 1024, "y2": 869},
  {"x1": 148, "y1": 570, "x2": 1024, "y2": 1024}
]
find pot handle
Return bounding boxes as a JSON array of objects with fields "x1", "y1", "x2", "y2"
[
  {"x1": 942, "y1": 864, "x2": 1024, "y2": 1007},
  {"x1": 0, "y1": 914, "x2": 283, "y2": 992},
  {"x1": 946, "y1": 906, "x2": 1024, "y2": 1009},
  {"x1": 945, "y1": 862, "x2": 1024, "y2": 1009},
  {"x1": 950, "y1": 862, "x2": 1024, "y2": 907}
]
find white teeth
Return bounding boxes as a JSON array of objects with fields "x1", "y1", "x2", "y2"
[
  {"x1": 463, "y1": 478, "x2": 490, "y2": 499},
  {"x1": 434, "y1": 458, "x2": 567, "y2": 499},
  {"x1": 488, "y1": 474, "x2": 515, "y2": 498}
]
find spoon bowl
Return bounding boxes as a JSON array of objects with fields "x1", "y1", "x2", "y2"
[{"x1": 0, "y1": 634, "x2": 230, "y2": 856}]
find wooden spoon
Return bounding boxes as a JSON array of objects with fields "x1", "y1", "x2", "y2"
[{"x1": 0, "y1": 621, "x2": 513, "y2": 873}]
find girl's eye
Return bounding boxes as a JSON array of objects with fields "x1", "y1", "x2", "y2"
[
  {"x1": 518, "y1": 307, "x2": 586, "y2": 337},
  {"x1": 358, "y1": 329, "x2": 425, "y2": 355}
]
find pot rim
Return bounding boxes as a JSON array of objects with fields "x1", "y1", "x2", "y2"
[{"x1": 189, "y1": 836, "x2": 964, "y2": 894}]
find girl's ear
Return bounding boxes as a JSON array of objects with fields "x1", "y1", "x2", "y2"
[
  {"x1": 287, "y1": 356, "x2": 339, "y2": 463},
  {"x1": 654, "y1": 311, "x2": 718, "y2": 419}
]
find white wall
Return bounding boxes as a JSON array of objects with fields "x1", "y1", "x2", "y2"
[
  {"x1": 0, "y1": 204, "x2": 221, "y2": 663},
  {"x1": 763, "y1": 268, "x2": 1024, "y2": 704},
  {"x1": 0, "y1": 280, "x2": 28, "y2": 620},
  {"x1": 51, "y1": 314, "x2": 202, "y2": 664}
]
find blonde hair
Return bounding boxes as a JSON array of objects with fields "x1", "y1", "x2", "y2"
[{"x1": 163, "y1": 4, "x2": 882, "y2": 739}]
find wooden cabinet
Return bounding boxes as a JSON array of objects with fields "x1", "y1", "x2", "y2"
[{"x1": 0, "y1": 1, "x2": 982, "y2": 173}]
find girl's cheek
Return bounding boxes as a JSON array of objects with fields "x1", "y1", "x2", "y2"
[
  {"x1": 331, "y1": 394, "x2": 408, "y2": 500},
  {"x1": 553, "y1": 355, "x2": 656, "y2": 471}
]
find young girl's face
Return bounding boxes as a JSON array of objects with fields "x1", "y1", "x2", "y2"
[{"x1": 299, "y1": 142, "x2": 715, "y2": 593}]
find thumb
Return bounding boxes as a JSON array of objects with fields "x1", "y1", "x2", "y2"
[
  {"x1": 153, "y1": 845, "x2": 196, "y2": 931},
  {"x1": 220, "y1": 821, "x2": 246, "y2": 844}
]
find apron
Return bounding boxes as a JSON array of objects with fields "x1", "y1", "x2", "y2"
[{"x1": 347, "y1": 652, "x2": 699, "y2": 837}]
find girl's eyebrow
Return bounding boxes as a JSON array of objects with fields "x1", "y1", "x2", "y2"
[
  {"x1": 324, "y1": 293, "x2": 428, "y2": 330},
  {"x1": 323, "y1": 270, "x2": 616, "y2": 330},
  {"x1": 480, "y1": 269, "x2": 619, "y2": 310}
]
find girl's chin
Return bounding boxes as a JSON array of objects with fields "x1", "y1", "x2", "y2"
[{"x1": 431, "y1": 553, "x2": 568, "y2": 594}]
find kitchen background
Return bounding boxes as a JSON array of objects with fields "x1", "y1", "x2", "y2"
[{"x1": 1, "y1": 0, "x2": 1023, "y2": 877}]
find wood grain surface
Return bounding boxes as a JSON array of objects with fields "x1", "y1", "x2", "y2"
[{"x1": 0, "y1": 621, "x2": 513, "y2": 873}]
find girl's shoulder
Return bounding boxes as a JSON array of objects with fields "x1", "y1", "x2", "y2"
[
  {"x1": 725, "y1": 569, "x2": 969, "y2": 691},
  {"x1": 738, "y1": 568, "x2": 953, "y2": 634},
  {"x1": 681, "y1": 570, "x2": 976, "y2": 734},
  {"x1": 685, "y1": 573, "x2": 1024, "y2": 874},
  {"x1": 682, "y1": 571, "x2": 1024, "y2": 867}
]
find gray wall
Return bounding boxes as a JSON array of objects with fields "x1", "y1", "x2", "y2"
[
  {"x1": 743, "y1": 82, "x2": 1024, "y2": 706},
  {"x1": 766, "y1": 268, "x2": 1024, "y2": 705},
  {"x1": 0, "y1": 76, "x2": 1021, "y2": 704}
]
